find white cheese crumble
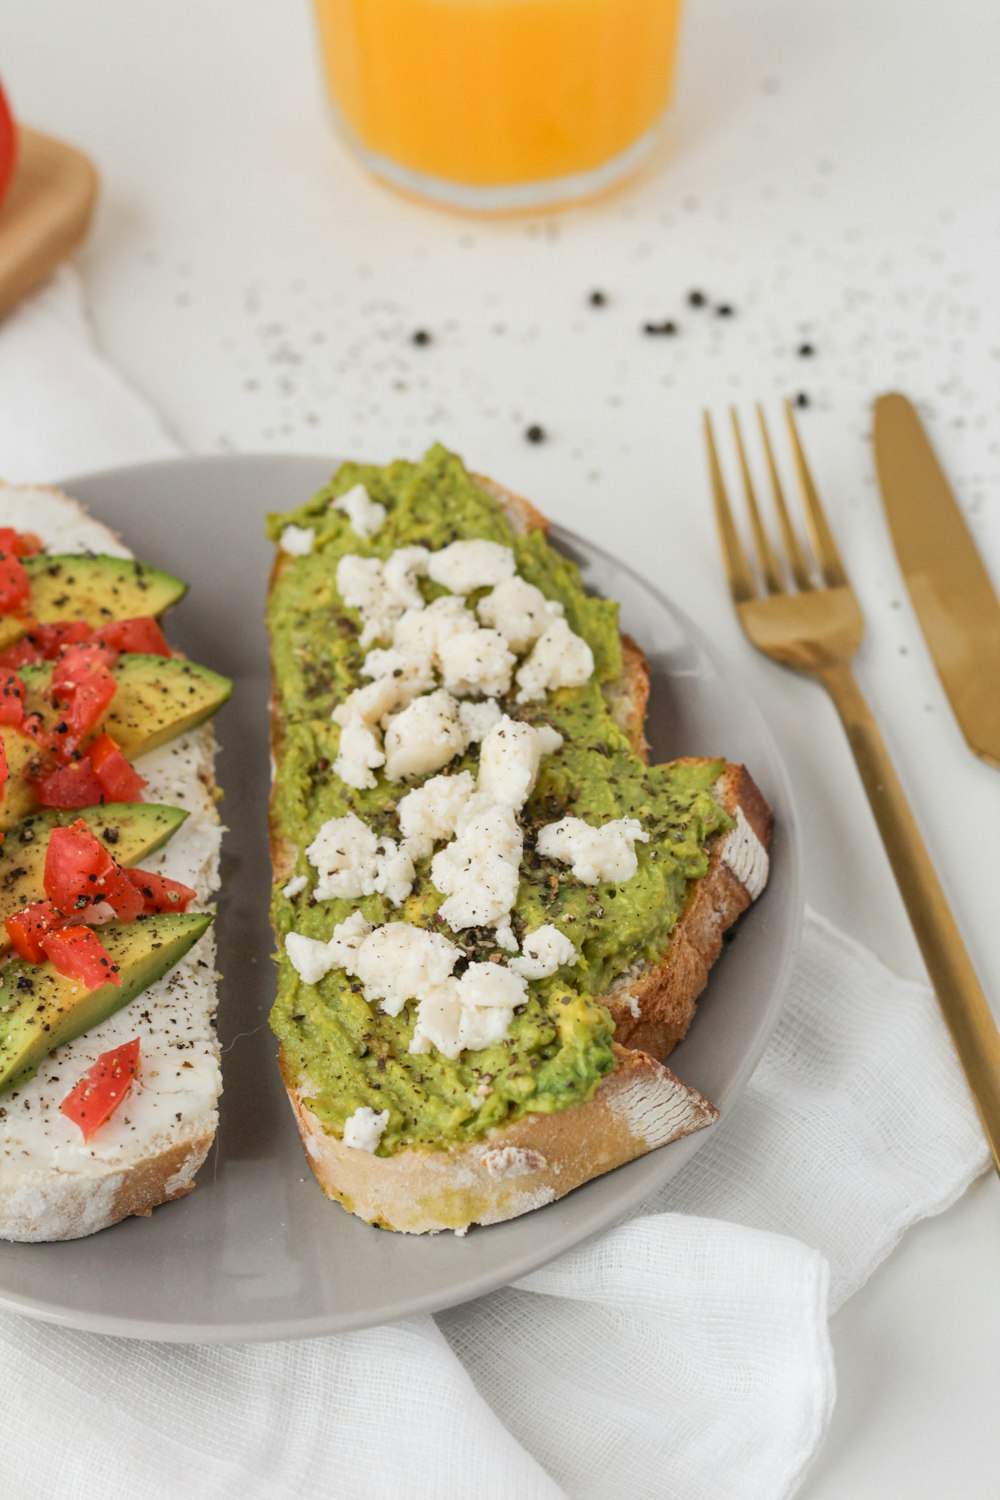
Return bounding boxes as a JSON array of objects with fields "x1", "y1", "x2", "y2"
[
  {"x1": 282, "y1": 874, "x2": 308, "y2": 899},
  {"x1": 342, "y1": 1106, "x2": 389, "y2": 1153},
  {"x1": 510, "y1": 924, "x2": 579, "y2": 980},
  {"x1": 536, "y1": 816, "x2": 649, "y2": 885},
  {"x1": 437, "y1": 628, "x2": 515, "y2": 698},
  {"x1": 458, "y1": 698, "x2": 503, "y2": 743},
  {"x1": 622, "y1": 991, "x2": 642, "y2": 1020},
  {"x1": 306, "y1": 814, "x2": 412, "y2": 905},
  {"x1": 393, "y1": 595, "x2": 478, "y2": 661},
  {"x1": 285, "y1": 931, "x2": 339, "y2": 985},
  {"x1": 279, "y1": 523, "x2": 315, "y2": 557},
  {"x1": 432, "y1": 800, "x2": 523, "y2": 931},
  {"x1": 383, "y1": 689, "x2": 468, "y2": 781},
  {"x1": 426, "y1": 539, "x2": 516, "y2": 595},
  {"x1": 515, "y1": 616, "x2": 595, "y2": 703},
  {"x1": 333, "y1": 715, "x2": 385, "y2": 791},
  {"x1": 397, "y1": 769, "x2": 477, "y2": 859},
  {"x1": 332, "y1": 483, "x2": 386, "y2": 539},
  {"x1": 353, "y1": 922, "x2": 462, "y2": 1017},
  {"x1": 477, "y1": 715, "x2": 562, "y2": 811},
  {"x1": 477, "y1": 575, "x2": 563, "y2": 652},
  {"x1": 336, "y1": 547, "x2": 429, "y2": 647}
]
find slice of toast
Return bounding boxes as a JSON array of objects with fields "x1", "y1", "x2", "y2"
[
  {"x1": 0, "y1": 484, "x2": 224, "y2": 1242},
  {"x1": 270, "y1": 466, "x2": 772, "y2": 1234}
]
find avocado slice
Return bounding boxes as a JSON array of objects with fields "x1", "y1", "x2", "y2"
[
  {"x1": 0, "y1": 655, "x2": 232, "y2": 830},
  {"x1": 0, "y1": 803, "x2": 189, "y2": 953},
  {"x1": 0, "y1": 911, "x2": 213, "y2": 1094},
  {"x1": 0, "y1": 554, "x2": 187, "y2": 652}
]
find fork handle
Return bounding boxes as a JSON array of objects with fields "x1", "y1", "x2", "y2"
[{"x1": 820, "y1": 662, "x2": 1000, "y2": 1171}]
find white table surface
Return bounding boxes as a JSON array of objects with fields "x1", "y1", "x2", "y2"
[{"x1": 6, "y1": 0, "x2": 1000, "y2": 1493}]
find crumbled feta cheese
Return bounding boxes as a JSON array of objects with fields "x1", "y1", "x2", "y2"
[
  {"x1": 372, "y1": 836, "x2": 416, "y2": 906},
  {"x1": 282, "y1": 875, "x2": 308, "y2": 899},
  {"x1": 333, "y1": 715, "x2": 385, "y2": 791},
  {"x1": 336, "y1": 553, "x2": 383, "y2": 615},
  {"x1": 306, "y1": 813, "x2": 379, "y2": 901},
  {"x1": 510, "y1": 924, "x2": 579, "y2": 980},
  {"x1": 432, "y1": 801, "x2": 522, "y2": 931},
  {"x1": 382, "y1": 546, "x2": 429, "y2": 611},
  {"x1": 477, "y1": 576, "x2": 562, "y2": 652},
  {"x1": 438, "y1": 628, "x2": 515, "y2": 698},
  {"x1": 515, "y1": 617, "x2": 595, "y2": 702},
  {"x1": 342, "y1": 1106, "x2": 389, "y2": 1153},
  {"x1": 426, "y1": 539, "x2": 516, "y2": 595},
  {"x1": 476, "y1": 715, "x2": 562, "y2": 811},
  {"x1": 393, "y1": 595, "x2": 478, "y2": 661},
  {"x1": 458, "y1": 698, "x2": 503, "y2": 743},
  {"x1": 536, "y1": 816, "x2": 649, "y2": 885},
  {"x1": 396, "y1": 770, "x2": 477, "y2": 859},
  {"x1": 336, "y1": 547, "x2": 429, "y2": 648},
  {"x1": 383, "y1": 689, "x2": 468, "y2": 781},
  {"x1": 332, "y1": 483, "x2": 386, "y2": 539},
  {"x1": 285, "y1": 931, "x2": 339, "y2": 985},
  {"x1": 622, "y1": 991, "x2": 642, "y2": 1020},
  {"x1": 409, "y1": 979, "x2": 515, "y2": 1059},
  {"x1": 327, "y1": 911, "x2": 374, "y2": 972},
  {"x1": 457, "y1": 962, "x2": 527, "y2": 1008},
  {"x1": 360, "y1": 647, "x2": 436, "y2": 699},
  {"x1": 279, "y1": 524, "x2": 315, "y2": 557},
  {"x1": 354, "y1": 922, "x2": 461, "y2": 1017},
  {"x1": 494, "y1": 919, "x2": 518, "y2": 952}
]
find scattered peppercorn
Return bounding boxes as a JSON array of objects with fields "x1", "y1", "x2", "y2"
[
  {"x1": 642, "y1": 320, "x2": 678, "y2": 336},
  {"x1": 716, "y1": 303, "x2": 735, "y2": 317},
  {"x1": 525, "y1": 424, "x2": 546, "y2": 444},
  {"x1": 687, "y1": 290, "x2": 707, "y2": 307},
  {"x1": 795, "y1": 391, "x2": 810, "y2": 408},
  {"x1": 797, "y1": 342, "x2": 815, "y2": 357},
  {"x1": 410, "y1": 329, "x2": 432, "y2": 347},
  {"x1": 588, "y1": 289, "x2": 607, "y2": 307}
]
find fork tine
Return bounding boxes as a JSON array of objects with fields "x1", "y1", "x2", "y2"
[
  {"x1": 755, "y1": 403, "x2": 813, "y2": 590},
  {"x1": 729, "y1": 407, "x2": 783, "y2": 593},
  {"x1": 783, "y1": 398, "x2": 849, "y2": 587},
  {"x1": 703, "y1": 411, "x2": 756, "y2": 603}
]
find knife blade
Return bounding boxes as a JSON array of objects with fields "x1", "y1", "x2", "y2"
[{"x1": 873, "y1": 391, "x2": 1000, "y2": 770}]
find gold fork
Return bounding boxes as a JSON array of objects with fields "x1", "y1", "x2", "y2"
[{"x1": 705, "y1": 398, "x2": 1000, "y2": 1173}]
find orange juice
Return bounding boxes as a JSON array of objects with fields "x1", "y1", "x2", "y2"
[{"x1": 314, "y1": 0, "x2": 683, "y2": 208}]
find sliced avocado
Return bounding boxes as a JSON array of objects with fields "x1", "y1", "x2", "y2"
[
  {"x1": 0, "y1": 656, "x2": 232, "y2": 831},
  {"x1": 0, "y1": 555, "x2": 187, "y2": 652},
  {"x1": 0, "y1": 911, "x2": 212, "y2": 1094},
  {"x1": 0, "y1": 803, "x2": 189, "y2": 952}
]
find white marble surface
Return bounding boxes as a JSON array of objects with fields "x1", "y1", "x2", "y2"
[{"x1": 6, "y1": 0, "x2": 1000, "y2": 1493}]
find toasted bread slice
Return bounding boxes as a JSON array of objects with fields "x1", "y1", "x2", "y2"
[
  {"x1": 0, "y1": 484, "x2": 224, "y2": 1242},
  {"x1": 270, "y1": 466, "x2": 771, "y2": 1233}
]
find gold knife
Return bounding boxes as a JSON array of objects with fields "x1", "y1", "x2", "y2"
[{"x1": 873, "y1": 392, "x2": 1000, "y2": 769}]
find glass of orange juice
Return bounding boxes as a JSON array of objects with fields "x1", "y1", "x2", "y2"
[{"x1": 313, "y1": 0, "x2": 684, "y2": 212}]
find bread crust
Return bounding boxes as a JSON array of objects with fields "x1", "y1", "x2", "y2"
[
  {"x1": 0, "y1": 482, "x2": 223, "y2": 1242},
  {"x1": 268, "y1": 466, "x2": 772, "y2": 1232}
]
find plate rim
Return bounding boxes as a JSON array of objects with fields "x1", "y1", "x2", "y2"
[{"x1": 0, "y1": 451, "x2": 804, "y2": 1343}]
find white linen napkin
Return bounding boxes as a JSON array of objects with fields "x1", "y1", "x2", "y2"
[{"x1": 0, "y1": 272, "x2": 988, "y2": 1500}]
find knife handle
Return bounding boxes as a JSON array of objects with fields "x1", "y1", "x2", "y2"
[{"x1": 820, "y1": 662, "x2": 1000, "y2": 1172}]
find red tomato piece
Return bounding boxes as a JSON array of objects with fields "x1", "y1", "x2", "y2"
[
  {"x1": 49, "y1": 654, "x2": 117, "y2": 761},
  {"x1": 0, "y1": 671, "x2": 25, "y2": 728},
  {"x1": 0, "y1": 550, "x2": 29, "y2": 614},
  {"x1": 4, "y1": 899, "x2": 68, "y2": 963},
  {"x1": 41, "y1": 924, "x2": 120, "y2": 990},
  {"x1": 51, "y1": 644, "x2": 119, "y2": 694},
  {"x1": 0, "y1": 732, "x2": 7, "y2": 792},
  {"x1": 91, "y1": 616, "x2": 170, "y2": 656},
  {"x1": 34, "y1": 620, "x2": 92, "y2": 659},
  {"x1": 99, "y1": 866, "x2": 145, "y2": 922},
  {"x1": 89, "y1": 732, "x2": 146, "y2": 803},
  {"x1": 0, "y1": 637, "x2": 43, "y2": 670},
  {"x1": 0, "y1": 82, "x2": 16, "y2": 211},
  {"x1": 59, "y1": 1038, "x2": 141, "y2": 1141},
  {"x1": 125, "y1": 867, "x2": 196, "y2": 914},
  {"x1": 34, "y1": 757, "x2": 105, "y2": 809},
  {"x1": 44, "y1": 818, "x2": 115, "y2": 914},
  {"x1": 0, "y1": 527, "x2": 41, "y2": 559}
]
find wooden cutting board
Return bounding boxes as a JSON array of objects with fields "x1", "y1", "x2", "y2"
[{"x1": 0, "y1": 127, "x2": 98, "y2": 320}]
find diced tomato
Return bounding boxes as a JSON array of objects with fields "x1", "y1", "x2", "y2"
[
  {"x1": 4, "y1": 900, "x2": 68, "y2": 962},
  {"x1": 0, "y1": 528, "x2": 42, "y2": 559},
  {"x1": 91, "y1": 616, "x2": 170, "y2": 657},
  {"x1": 49, "y1": 646, "x2": 118, "y2": 760},
  {"x1": 34, "y1": 620, "x2": 92, "y2": 658},
  {"x1": 41, "y1": 924, "x2": 120, "y2": 990},
  {"x1": 0, "y1": 672, "x2": 25, "y2": 728},
  {"x1": 100, "y1": 865, "x2": 145, "y2": 922},
  {"x1": 51, "y1": 644, "x2": 119, "y2": 694},
  {"x1": 89, "y1": 732, "x2": 146, "y2": 803},
  {"x1": 0, "y1": 550, "x2": 29, "y2": 614},
  {"x1": 125, "y1": 867, "x2": 196, "y2": 914},
  {"x1": 60, "y1": 1038, "x2": 140, "y2": 1141},
  {"x1": 0, "y1": 732, "x2": 7, "y2": 792},
  {"x1": 44, "y1": 818, "x2": 115, "y2": 914},
  {"x1": 0, "y1": 637, "x2": 43, "y2": 670},
  {"x1": 34, "y1": 757, "x2": 105, "y2": 809}
]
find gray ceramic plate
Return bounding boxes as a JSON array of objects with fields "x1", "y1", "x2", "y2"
[{"x1": 0, "y1": 454, "x2": 803, "y2": 1343}]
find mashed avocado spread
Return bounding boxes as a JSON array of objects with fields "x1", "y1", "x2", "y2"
[{"x1": 267, "y1": 446, "x2": 731, "y2": 1155}]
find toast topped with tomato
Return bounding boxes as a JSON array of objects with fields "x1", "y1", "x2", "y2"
[{"x1": 0, "y1": 486, "x2": 230, "y2": 1241}]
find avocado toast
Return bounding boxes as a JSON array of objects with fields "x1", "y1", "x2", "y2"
[
  {"x1": 268, "y1": 447, "x2": 771, "y2": 1233},
  {"x1": 0, "y1": 484, "x2": 230, "y2": 1241}
]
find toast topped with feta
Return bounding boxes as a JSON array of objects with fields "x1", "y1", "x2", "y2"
[{"x1": 267, "y1": 447, "x2": 771, "y2": 1234}]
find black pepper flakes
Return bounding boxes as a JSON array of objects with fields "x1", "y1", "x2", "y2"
[
  {"x1": 687, "y1": 290, "x2": 707, "y2": 308},
  {"x1": 525, "y1": 425, "x2": 546, "y2": 444},
  {"x1": 588, "y1": 289, "x2": 608, "y2": 307},
  {"x1": 795, "y1": 391, "x2": 810, "y2": 408},
  {"x1": 797, "y1": 342, "x2": 815, "y2": 357},
  {"x1": 410, "y1": 329, "x2": 432, "y2": 347},
  {"x1": 642, "y1": 320, "x2": 678, "y2": 336}
]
